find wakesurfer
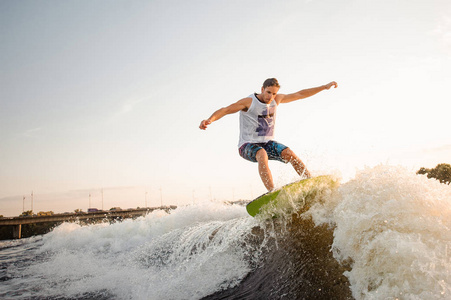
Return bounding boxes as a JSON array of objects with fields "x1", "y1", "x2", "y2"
[{"x1": 199, "y1": 78, "x2": 338, "y2": 191}]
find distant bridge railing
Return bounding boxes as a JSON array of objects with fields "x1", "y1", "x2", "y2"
[{"x1": 0, "y1": 206, "x2": 177, "y2": 239}]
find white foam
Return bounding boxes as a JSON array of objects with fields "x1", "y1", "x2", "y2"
[
  {"x1": 10, "y1": 166, "x2": 451, "y2": 299},
  {"x1": 309, "y1": 165, "x2": 451, "y2": 299},
  {"x1": 24, "y1": 201, "x2": 260, "y2": 299}
]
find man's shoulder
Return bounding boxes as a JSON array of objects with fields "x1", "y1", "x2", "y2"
[
  {"x1": 238, "y1": 96, "x2": 253, "y2": 105},
  {"x1": 274, "y1": 93, "x2": 287, "y2": 105},
  {"x1": 235, "y1": 96, "x2": 253, "y2": 112}
]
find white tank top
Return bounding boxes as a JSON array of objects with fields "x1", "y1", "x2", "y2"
[{"x1": 238, "y1": 93, "x2": 278, "y2": 147}]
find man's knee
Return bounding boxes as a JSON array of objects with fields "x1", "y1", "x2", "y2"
[
  {"x1": 281, "y1": 147, "x2": 293, "y2": 158},
  {"x1": 281, "y1": 147, "x2": 298, "y2": 161},
  {"x1": 255, "y1": 149, "x2": 269, "y2": 162}
]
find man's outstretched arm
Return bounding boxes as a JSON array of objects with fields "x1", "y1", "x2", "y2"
[
  {"x1": 277, "y1": 81, "x2": 338, "y2": 104},
  {"x1": 199, "y1": 97, "x2": 251, "y2": 130}
]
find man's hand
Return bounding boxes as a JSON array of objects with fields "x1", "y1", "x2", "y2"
[
  {"x1": 324, "y1": 81, "x2": 338, "y2": 90},
  {"x1": 199, "y1": 119, "x2": 211, "y2": 130}
]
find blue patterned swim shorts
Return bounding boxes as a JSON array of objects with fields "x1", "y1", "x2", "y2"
[{"x1": 238, "y1": 141, "x2": 289, "y2": 163}]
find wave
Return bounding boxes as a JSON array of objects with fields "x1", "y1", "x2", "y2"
[
  {"x1": 1, "y1": 165, "x2": 450, "y2": 299},
  {"x1": 311, "y1": 165, "x2": 451, "y2": 299}
]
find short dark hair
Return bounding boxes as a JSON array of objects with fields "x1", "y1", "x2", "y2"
[{"x1": 262, "y1": 78, "x2": 280, "y2": 89}]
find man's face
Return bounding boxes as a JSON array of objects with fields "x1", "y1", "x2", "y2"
[{"x1": 260, "y1": 86, "x2": 279, "y2": 104}]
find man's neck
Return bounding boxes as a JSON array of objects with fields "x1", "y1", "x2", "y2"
[{"x1": 255, "y1": 93, "x2": 264, "y2": 104}]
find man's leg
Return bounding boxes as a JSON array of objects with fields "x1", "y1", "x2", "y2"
[
  {"x1": 281, "y1": 148, "x2": 311, "y2": 178},
  {"x1": 255, "y1": 149, "x2": 274, "y2": 191}
]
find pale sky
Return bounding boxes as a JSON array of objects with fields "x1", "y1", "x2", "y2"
[{"x1": 1, "y1": 0, "x2": 451, "y2": 216}]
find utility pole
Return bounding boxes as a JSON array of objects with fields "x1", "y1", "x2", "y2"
[
  {"x1": 23, "y1": 196, "x2": 25, "y2": 212},
  {"x1": 31, "y1": 191, "x2": 34, "y2": 212}
]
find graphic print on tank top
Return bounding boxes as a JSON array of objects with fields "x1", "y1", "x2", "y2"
[{"x1": 256, "y1": 106, "x2": 276, "y2": 136}]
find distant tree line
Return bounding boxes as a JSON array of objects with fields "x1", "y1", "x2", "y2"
[{"x1": 417, "y1": 163, "x2": 451, "y2": 185}]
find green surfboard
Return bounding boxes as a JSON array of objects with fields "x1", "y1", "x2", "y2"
[{"x1": 246, "y1": 175, "x2": 337, "y2": 217}]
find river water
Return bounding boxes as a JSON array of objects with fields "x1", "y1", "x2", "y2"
[{"x1": 1, "y1": 165, "x2": 450, "y2": 299}]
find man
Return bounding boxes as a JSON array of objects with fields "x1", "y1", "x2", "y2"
[{"x1": 199, "y1": 78, "x2": 338, "y2": 191}]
